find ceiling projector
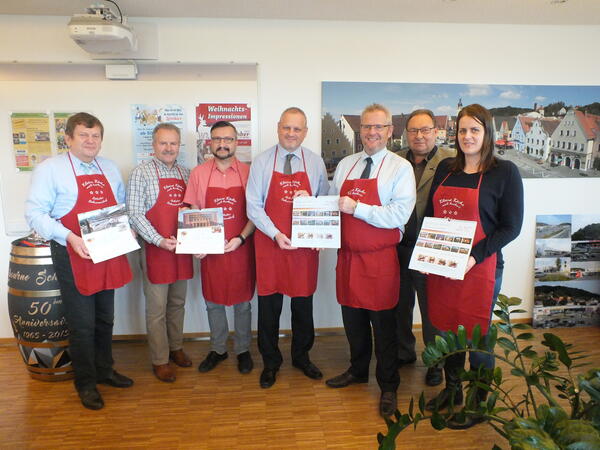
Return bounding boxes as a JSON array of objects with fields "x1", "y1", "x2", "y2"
[{"x1": 68, "y1": 4, "x2": 137, "y2": 54}]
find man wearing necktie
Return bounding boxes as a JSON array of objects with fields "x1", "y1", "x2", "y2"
[
  {"x1": 395, "y1": 109, "x2": 455, "y2": 387},
  {"x1": 25, "y1": 113, "x2": 133, "y2": 410},
  {"x1": 246, "y1": 107, "x2": 329, "y2": 388},
  {"x1": 326, "y1": 104, "x2": 416, "y2": 417}
]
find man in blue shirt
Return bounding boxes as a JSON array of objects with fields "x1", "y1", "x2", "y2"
[
  {"x1": 25, "y1": 112, "x2": 133, "y2": 410},
  {"x1": 246, "y1": 107, "x2": 329, "y2": 388}
]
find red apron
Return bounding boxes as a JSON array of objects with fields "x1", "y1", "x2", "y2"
[
  {"x1": 60, "y1": 153, "x2": 132, "y2": 296},
  {"x1": 336, "y1": 155, "x2": 400, "y2": 311},
  {"x1": 201, "y1": 159, "x2": 255, "y2": 305},
  {"x1": 427, "y1": 172, "x2": 497, "y2": 338},
  {"x1": 144, "y1": 161, "x2": 193, "y2": 284},
  {"x1": 254, "y1": 147, "x2": 318, "y2": 297}
]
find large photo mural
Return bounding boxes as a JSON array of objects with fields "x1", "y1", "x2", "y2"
[{"x1": 321, "y1": 82, "x2": 600, "y2": 179}]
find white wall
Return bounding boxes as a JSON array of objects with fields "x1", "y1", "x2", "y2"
[{"x1": 1, "y1": 15, "x2": 599, "y2": 338}]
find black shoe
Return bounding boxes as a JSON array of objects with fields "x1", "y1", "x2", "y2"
[
  {"x1": 325, "y1": 370, "x2": 368, "y2": 388},
  {"x1": 425, "y1": 367, "x2": 443, "y2": 387},
  {"x1": 78, "y1": 388, "x2": 104, "y2": 410},
  {"x1": 237, "y1": 351, "x2": 254, "y2": 374},
  {"x1": 198, "y1": 351, "x2": 228, "y2": 373},
  {"x1": 260, "y1": 368, "x2": 278, "y2": 388},
  {"x1": 397, "y1": 356, "x2": 417, "y2": 367},
  {"x1": 379, "y1": 391, "x2": 397, "y2": 417},
  {"x1": 292, "y1": 361, "x2": 323, "y2": 380},
  {"x1": 426, "y1": 387, "x2": 464, "y2": 411},
  {"x1": 447, "y1": 415, "x2": 485, "y2": 429},
  {"x1": 98, "y1": 371, "x2": 134, "y2": 388}
]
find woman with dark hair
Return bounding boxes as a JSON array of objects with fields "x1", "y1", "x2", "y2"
[{"x1": 423, "y1": 103, "x2": 524, "y2": 428}]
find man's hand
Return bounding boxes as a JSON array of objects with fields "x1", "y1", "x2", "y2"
[
  {"x1": 274, "y1": 232, "x2": 296, "y2": 250},
  {"x1": 159, "y1": 236, "x2": 178, "y2": 252},
  {"x1": 293, "y1": 190, "x2": 310, "y2": 198},
  {"x1": 67, "y1": 232, "x2": 91, "y2": 259},
  {"x1": 464, "y1": 256, "x2": 477, "y2": 275},
  {"x1": 224, "y1": 237, "x2": 243, "y2": 253},
  {"x1": 339, "y1": 196, "x2": 358, "y2": 215}
]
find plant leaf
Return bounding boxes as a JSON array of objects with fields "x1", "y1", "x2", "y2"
[
  {"x1": 542, "y1": 333, "x2": 572, "y2": 368},
  {"x1": 434, "y1": 335, "x2": 449, "y2": 354},
  {"x1": 517, "y1": 332, "x2": 535, "y2": 341},
  {"x1": 471, "y1": 324, "x2": 481, "y2": 349},
  {"x1": 498, "y1": 337, "x2": 517, "y2": 352},
  {"x1": 457, "y1": 326, "x2": 467, "y2": 349}
]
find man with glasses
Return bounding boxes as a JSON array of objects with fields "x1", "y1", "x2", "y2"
[
  {"x1": 395, "y1": 109, "x2": 455, "y2": 387},
  {"x1": 246, "y1": 107, "x2": 329, "y2": 388},
  {"x1": 326, "y1": 104, "x2": 415, "y2": 417},
  {"x1": 183, "y1": 121, "x2": 256, "y2": 376},
  {"x1": 127, "y1": 123, "x2": 193, "y2": 383}
]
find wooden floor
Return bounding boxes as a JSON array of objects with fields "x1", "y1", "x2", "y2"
[{"x1": 1, "y1": 327, "x2": 599, "y2": 449}]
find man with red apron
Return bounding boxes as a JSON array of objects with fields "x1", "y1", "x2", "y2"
[
  {"x1": 25, "y1": 113, "x2": 133, "y2": 410},
  {"x1": 183, "y1": 121, "x2": 256, "y2": 376},
  {"x1": 246, "y1": 108, "x2": 330, "y2": 388},
  {"x1": 325, "y1": 104, "x2": 416, "y2": 418},
  {"x1": 127, "y1": 123, "x2": 192, "y2": 383}
]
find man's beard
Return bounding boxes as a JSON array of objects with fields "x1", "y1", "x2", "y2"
[{"x1": 212, "y1": 146, "x2": 233, "y2": 160}]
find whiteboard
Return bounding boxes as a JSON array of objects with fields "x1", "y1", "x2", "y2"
[{"x1": 0, "y1": 62, "x2": 258, "y2": 236}]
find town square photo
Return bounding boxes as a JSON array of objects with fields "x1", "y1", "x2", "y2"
[{"x1": 321, "y1": 81, "x2": 600, "y2": 178}]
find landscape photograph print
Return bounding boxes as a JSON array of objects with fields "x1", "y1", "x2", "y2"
[{"x1": 321, "y1": 81, "x2": 600, "y2": 179}]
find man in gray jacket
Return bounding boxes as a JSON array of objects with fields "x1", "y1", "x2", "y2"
[{"x1": 396, "y1": 109, "x2": 455, "y2": 386}]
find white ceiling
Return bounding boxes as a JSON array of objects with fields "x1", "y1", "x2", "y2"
[{"x1": 1, "y1": 0, "x2": 600, "y2": 25}]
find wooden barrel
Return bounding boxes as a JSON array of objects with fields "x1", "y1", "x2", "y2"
[{"x1": 7, "y1": 238, "x2": 73, "y2": 381}]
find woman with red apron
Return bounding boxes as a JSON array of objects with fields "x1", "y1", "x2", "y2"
[
  {"x1": 253, "y1": 147, "x2": 319, "y2": 374},
  {"x1": 329, "y1": 153, "x2": 401, "y2": 411},
  {"x1": 200, "y1": 159, "x2": 255, "y2": 360},
  {"x1": 425, "y1": 104, "x2": 524, "y2": 429}
]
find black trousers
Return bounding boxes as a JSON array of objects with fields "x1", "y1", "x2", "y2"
[
  {"x1": 257, "y1": 293, "x2": 314, "y2": 370},
  {"x1": 396, "y1": 244, "x2": 439, "y2": 361},
  {"x1": 50, "y1": 241, "x2": 115, "y2": 391},
  {"x1": 341, "y1": 305, "x2": 400, "y2": 392}
]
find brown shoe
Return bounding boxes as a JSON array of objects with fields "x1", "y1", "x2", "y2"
[
  {"x1": 169, "y1": 349, "x2": 192, "y2": 367},
  {"x1": 153, "y1": 364, "x2": 176, "y2": 382}
]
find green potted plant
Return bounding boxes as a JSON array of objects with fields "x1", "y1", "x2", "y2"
[{"x1": 377, "y1": 294, "x2": 600, "y2": 450}]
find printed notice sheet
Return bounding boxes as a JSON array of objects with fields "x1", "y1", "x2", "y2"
[
  {"x1": 291, "y1": 195, "x2": 340, "y2": 249},
  {"x1": 176, "y1": 208, "x2": 224, "y2": 254},
  {"x1": 409, "y1": 217, "x2": 477, "y2": 280},
  {"x1": 78, "y1": 204, "x2": 140, "y2": 264}
]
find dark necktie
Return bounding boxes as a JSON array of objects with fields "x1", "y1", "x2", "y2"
[
  {"x1": 360, "y1": 157, "x2": 373, "y2": 179},
  {"x1": 284, "y1": 153, "x2": 293, "y2": 175}
]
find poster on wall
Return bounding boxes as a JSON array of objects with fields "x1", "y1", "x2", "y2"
[
  {"x1": 54, "y1": 112, "x2": 74, "y2": 154},
  {"x1": 10, "y1": 113, "x2": 53, "y2": 171},
  {"x1": 322, "y1": 81, "x2": 600, "y2": 179},
  {"x1": 533, "y1": 214, "x2": 600, "y2": 328},
  {"x1": 196, "y1": 103, "x2": 252, "y2": 164},
  {"x1": 132, "y1": 104, "x2": 186, "y2": 165}
]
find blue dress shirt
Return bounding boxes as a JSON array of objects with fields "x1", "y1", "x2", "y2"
[
  {"x1": 25, "y1": 152, "x2": 126, "y2": 246},
  {"x1": 331, "y1": 148, "x2": 416, "y2": 233},
  {"x1": 246, "y1": 145, "x2": 330, "y2": 239}
]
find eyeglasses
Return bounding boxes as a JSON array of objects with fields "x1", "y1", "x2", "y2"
[
  {"x1": 407, "y1": 127, "x2": 435, "y2": 136},
  {"x1": 211, "y1": 137, "x2": 236, "y2": 143},
  {"x1": 360, "y1": 124, "x2": 391, "y2": 131}
]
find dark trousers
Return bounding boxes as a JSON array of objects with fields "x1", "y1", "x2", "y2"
[
  {"x1": 396, "y1": 245, "x2": 439, "y2": 360},
  {"x1": 257, "y1": 293, "x2": 314, "y2": 369},
  {"x1": 341, "y1": 305, "x2": 400, "y2": 392},
  {"x1": 50, "y1": 241, "x2": 115, "y2": 392}
]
